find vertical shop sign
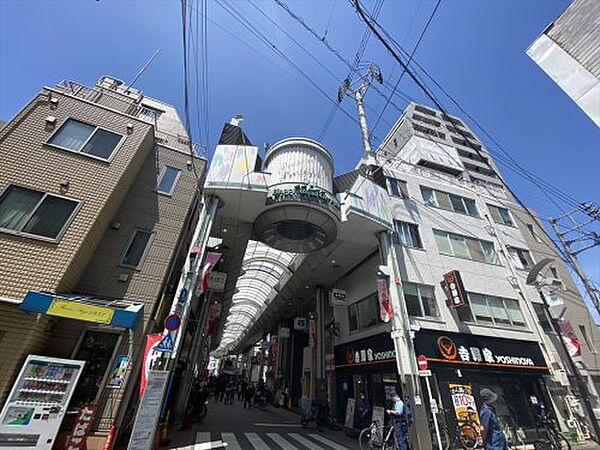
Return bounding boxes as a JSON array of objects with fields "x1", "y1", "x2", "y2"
[
  {"x1": 345, "y1": 398, "x2": 355, "y2": 429},
  {"x1": 65, "y1": 403, "x2": 97, "y2": 450},
  {"x1": 107, "y1": 356, "x2": 130, "y2": 388},
  {"x1": 557, "y1": 319, "x2": 582, "y2": 357},
  {"x1": 449, "y1": 384, "x2": 481, "y2": 436},
  {"x1": 309, "y1": 318, "x2": 317, "y2": 348},
  {"x1": 376, "y1": 278, "x2": 392, "y2": 322},
  {"x1": 442, "y1": 270, "x2": 467, "y2": 308},
  {"x1": 139, "y1": 334, "x2": 162, "y2": 399},
  {"x1": 196, "y1": 252, "x2": 221, "y2": 295}
]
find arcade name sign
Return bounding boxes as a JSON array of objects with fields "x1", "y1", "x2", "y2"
[
  {"x1": 266, "y1": 183, "x2": 340, "y2": 211},
  {"x1": 414, "y1": 329, "x2": 550, "y2": 373}
]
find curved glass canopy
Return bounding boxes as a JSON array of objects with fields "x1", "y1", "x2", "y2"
[{"x1": 216, "y1": 240, "x2": 296, "y2": 355}]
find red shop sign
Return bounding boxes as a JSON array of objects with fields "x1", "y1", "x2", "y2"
[{"x1": 65, "y1": 403, "x2": 97, "y2": 450}]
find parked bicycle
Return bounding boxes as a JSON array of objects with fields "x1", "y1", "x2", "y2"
[
  {"x1": 428, "y1": 408, "x2": 480, "y2": 450},
  {"x1": 534, "y1": 404, "x2": 571, "y2": 450},
  {"x1": 359, "y1": 420, "x2": 396, "y2": 450},
  {"x1": 499, "y1": 416, "x2": 526, "y2": 450},
  {"x1": 300, "y1": 399, "x2": 338, "y2": 430}
]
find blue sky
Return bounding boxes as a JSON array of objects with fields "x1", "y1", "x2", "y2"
[{"x1": 1, "y1": 0, "x2": 598, "y2": 314}]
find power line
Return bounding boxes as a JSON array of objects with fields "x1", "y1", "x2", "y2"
[{"x1": 371, "y1": 0, "x2": 442, "y2": 135}]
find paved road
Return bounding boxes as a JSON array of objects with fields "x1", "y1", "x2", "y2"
[{"x1": 167, "y1": 397, "x2": 359, "y2": 450}]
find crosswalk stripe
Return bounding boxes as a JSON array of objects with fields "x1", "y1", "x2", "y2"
[
  {"x1": 288, "y1": 433, "x2": 327, "y2": 450},
  {"x1": 309, "y1": 433, "x2": 350, "y2": 450},
  {"x1": 221, "y1": 432, "x2": 242, "y2": 450},
  {"x1": 266, "y1": 433, "x2": 300, "y2": 450},
  {"x1": 194, "y1": 432, "x2": 224, "y2": 450},
  {"x1": 245, "y1": 432, "x2": 270, "y2": 450}
]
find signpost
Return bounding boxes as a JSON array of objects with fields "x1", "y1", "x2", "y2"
[
  {"x1": 163, "y1": 314, "x2": 181, "y2": 332},
  {"x1": 417, "y1": 355, "x2": 443, "y2": 450}
]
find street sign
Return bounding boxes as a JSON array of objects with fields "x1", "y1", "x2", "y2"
[
  {"x1": 417, "y1": 355, "x2": 428, "y2": 371},
  {"x1": 419, "y1": 370, "x2": 432, "y2": 377},
  {"x1": 178, "y1": 288, "x2": 189, "y2": 304},
  {"x1": 156, "y1": 334, "x2": 174, "y2": 353},
  {"x1": 164, "y1": 314, "x2": 181, "y2": 331}
]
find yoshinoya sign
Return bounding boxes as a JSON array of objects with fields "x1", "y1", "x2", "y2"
[
  {"x1": 414, "y1": 329, "x2": 550, "y2": 373},
  {"x1": 266, "y1": 183, "x2": 340, "y2": 211},
  {"x1": 334, "y1": 333, "x2": 396, "y2": 369},
  {"x1": 441, "y1": 270, "x2": 467, "y2": 308}
]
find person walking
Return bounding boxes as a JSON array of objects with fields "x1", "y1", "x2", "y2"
[
  {"x1": 386, "y1": 393, "x2": 409, "y2": 450},
  {"x1": 479, "y1": 388, "x2": 508, "y2": 450},
  {"x1": 244, "y1": 383, "x2": 255, "y2": 409}
]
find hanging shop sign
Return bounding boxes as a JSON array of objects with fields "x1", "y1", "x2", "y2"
[
  {"x1": 334, "y1": 333, "x2": 396, "y2": 369},
  {"x1": 557, "y1": 319, "x2": 582, "y2": 357},
  {"x1": 196, "y1": 252, "x2": 222, "y2": 295},
  {"x1": 65, "y1": 403, "x2": 97, "y2": 450},
  {"x1": 279, "y1": 326, "x2": 291, "y2": 339},
  {"x1": 20, "y1": 290, "x2": 144, "y2": 329},
  {"x1": 329, "y1": 288, "x2": 347, "y2": 306},
  {"x1": 414, "y1": 329, "x2": 550, "y2": 373},
  {"x1": 308, "y1": 318, "x2": 317, "y2": 348},
  {"x1": 207, "y1": 271, "x2": 227, "y2": 292},
  {"x1": 266, "y1": 183, "x2": 340, "y2": 212},
  {"x1": 294, "y1": 317, "x2": 307, "y2": 330},
  {"x1": 376, "y1": 278, "x2": 392, "y2": 322},
  {"x1": 139, "y1": 334, "x2": 163, "y2": 399},
  {"x1": 107, "y1": 356, "x2": 131, "y2": 388},
  {"x1": 441, "y1": 270, "x2": 467, "y2": 308}
]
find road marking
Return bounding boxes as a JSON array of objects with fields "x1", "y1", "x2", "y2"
[
  {"x1": 194, "y1": 432, "x2": 226, "y2": 450},
  {"x1": 245, "y1": 433, "x2": 270, "y2": 450},
  {"x1": 288, "y1": 433, "x2": 327, "y2": 449},
  {"x1": 266, "y1": 433, "x2": 300, "y2": 449},
  {"x1": 309, "y1": 433, "x2": 350, "y2": 450},
  {"x1": 221, "y1": 433, "x2": 241, "y2": 450},
  {"x1": 253, "y1": 422, "x2": 303, "y2": 428}
]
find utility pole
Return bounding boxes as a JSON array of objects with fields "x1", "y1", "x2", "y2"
[
  {"x1": 337, "y1": 63, "x2": 383, "y2": 166},
  {"x1": 550, "y1": 203, "x2": 600, "y2": 317}
]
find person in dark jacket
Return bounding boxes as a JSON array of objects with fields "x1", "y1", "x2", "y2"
[
  {"x1": 479, "y1": 388, "x2": 507, "y2": 450},
  {"x1": 244, "y1": 384, "x2": 255, "y2": 409}
]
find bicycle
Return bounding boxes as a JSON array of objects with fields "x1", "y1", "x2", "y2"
[
  {"x1": 499, "y1": 416, "x2": 526, "y2": 450},
  {"x1": 358, "y1": 420, "x2": 396, "y2": 450},
  {"x1": 300, "y1": 399, "x2": 338, "y2": 430},
  {"x1": 534, "y1": 404, "x2": 571, "y2": 450}
]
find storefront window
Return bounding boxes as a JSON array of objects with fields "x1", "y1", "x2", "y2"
[{"x1": 69, "y1": 330, "x2": 120, "y2": 407}]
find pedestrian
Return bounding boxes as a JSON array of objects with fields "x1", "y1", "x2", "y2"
[
  {"x1": 239, "y1": 378, "x2": 248, "y2": 401},
  {"x1": 225, "y1": 380, "x2": 235, "y2": 405},
  {"x1": 386, "y1": 393, "x2": 409, "y2": 450},
  {"x1": 244, "y1": 383, "x2": 255, "y2": 409},
  {"x1": 479, "y1": 388, "x2": 507, "y2": 450}
]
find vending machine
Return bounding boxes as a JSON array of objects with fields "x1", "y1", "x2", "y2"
[{"x1": 0, "y1": 355, "x2": 85, "y2": 449}]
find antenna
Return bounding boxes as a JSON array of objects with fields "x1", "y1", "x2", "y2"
[
  {"x1": 337, "y1": 63, "x2": 383, "y2": 159},
  {"x1": 126, "y1": 48, "x2": 161, "y2": 93}
]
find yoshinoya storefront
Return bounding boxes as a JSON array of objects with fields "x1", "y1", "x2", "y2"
[
  {"x1": 334, "y1": 333, "x2": 401, "y2": 432},
  {"x1": 414, "y1": 329, "x2": 552, "y2": 445}
]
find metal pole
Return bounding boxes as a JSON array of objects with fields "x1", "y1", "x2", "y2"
[
  {"x1": 424, "y1": 375, "x2": 443, "y2": 450},
  {"x1": 354, "y1": 88, "x2": 373, "y2": 155},
  {"x1": 126, "y1": 48, "x2": 161, "y2": 92},
  {"x1": 550, "y1": 220, "x2": 600, "y2": 319}
]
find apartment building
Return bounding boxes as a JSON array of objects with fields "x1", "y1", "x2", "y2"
[
  {"x1": 527, "y1": 0, "x2": 600, "y2": 126},
  {"x1": 0, "y1": 76, "x2": 205, "y2": 449}
]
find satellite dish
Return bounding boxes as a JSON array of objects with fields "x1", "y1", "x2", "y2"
[{"x1": 526, "y1": 257, "x2": 554, "y2": 285}]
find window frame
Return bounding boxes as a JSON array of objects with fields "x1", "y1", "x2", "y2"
[
  {"x1": 46, "y1": 118, "x2": 125, "y2": 162},
  {"x1": 386, "y1": 177, "x2": 409, "y2": 199},
  {"x1": 348, "y1": 292, "x2": 382, "y2": 334},
  {"x1": 156, "y1": 166, "x2": 182, "y2": 196},
  {"x1": 507, "y1": 246, "x2": 535, "y2": 271},
  {"x1": 488, "y1": 204, "x2": 515, "y2": 227},
  {"x1": 460, "y1": 293, "x2": 528, "y2": 330},
  {"x1": 0, "y1": 184, "x2": 81, "y2": 242},
  {"x1": 433, "y1": 229, "x2": 499, "y2": 264},
  {"x1": 420, "y1": 185, "x2": 480, "y2": 218},
  {"x1": 119, "y1": 228, "x2": 155, "y2": 269},
  {"x1": 403, "y1": 282, "x2": 439, "y2": 318},
  {"x1": 393, "y1": 220, "x2": 423, "y2": 249}
]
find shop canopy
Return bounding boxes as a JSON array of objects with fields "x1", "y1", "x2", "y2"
[
  {"x1": 216, "y1": 240, "x2": 296, "y2": 356},
  {"x1": 20, "y1": 290, "x2": 144, "y2": 329}
]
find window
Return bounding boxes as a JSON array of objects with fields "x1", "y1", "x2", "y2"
[
  {"x1": 348, "y1": 293, "x2": 382, "y2": 333},
  {"x1": 488, "y1": 204, "x2": 514, "y2": 227},
  {"x1": 0, "y1": 185, "x2": 79, "y2": 240},
  {"x1": 533, "y1": 303, "x2": 553, "y2": 332},
  {"x1": 415, "y1": 105, "x2": 437, "y2": 117},
  {"x1": 394, "y1": 221, "x2": 422, "y2": 248},
  {"x1": 403, "y1": 282, "x2": 438, "y2": 318},
  {"x1": 457, "y1": 149, "x2": 488, "y2": 163},
  {"x1": 433, "y1": 229, "x2": 499, "y2": 264},
  {"x1": 412, "y1": 114, "x2": 441, "y2": 127},
  {"x1": 420, "y1": 186, "x2": 479, "y2": 217},
  {"x1": 527, "y1": 224, "x2": 542, "y2": 243},
  {"x1": 48, "y1": 118, "x2": 123, "y2": 160},
  {"x1": 157, "y1": 166, "x2": 181, "y2": 194},
  {"x1": 121, "y1": 229, "x2": 153, "y2": 268},
  {"x1": 460, "y1": 293, "x2": 527, "y2": 329},
  {"x1": 579, "y1": 325, "x2": 597, "y2": 353},
  {"x1": 463, "y1": 162, "x2": 497, "y2": 178},
  {"x1": 508, "y1": 247, "x2": 535, "y2": 270},
  {"x1": 139, "y1": 105, "x2": 164, "y2": 121},
  {"x1": 386, "y1": 178, "x2": 408, "y2": 198},
  {"x1": 413, "y1": 123, "x2": 446, "y2": 139}
]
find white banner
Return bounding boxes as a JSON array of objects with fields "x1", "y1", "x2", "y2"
[{"x1": 128, "y1": 371, "x2": 169, "y2": 450}]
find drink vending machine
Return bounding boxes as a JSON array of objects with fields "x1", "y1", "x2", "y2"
[{"x1": 0, "y1": 355, "x2": 85, "y2": 449}]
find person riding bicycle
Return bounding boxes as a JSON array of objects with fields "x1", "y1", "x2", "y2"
[
  {"x1": 479, "y1": 388, "x2": 508, "y2": 450},
  {"x1": 386, "y1": 393, "x2": 409, "y2": 450}
]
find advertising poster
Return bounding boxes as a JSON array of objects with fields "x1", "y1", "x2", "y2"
[
  {"x1": 140, "y1": 334, "x2": 162, "y2": 399},
  {"x1": 449, "y1": 384, "x2": 481, "y2": 433},
  {"x1": 107, "y1": 356, "x2": 130, "y2": 388},
  {"x1": 65, "y1": 403, "x2": 97, "y2": 450},
  {"x1": 345, "y1": 398, "x2": 355, "y2": 429},
  {"x1": 376, "y1": 278, "x2": 392, "y2": 322}
]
